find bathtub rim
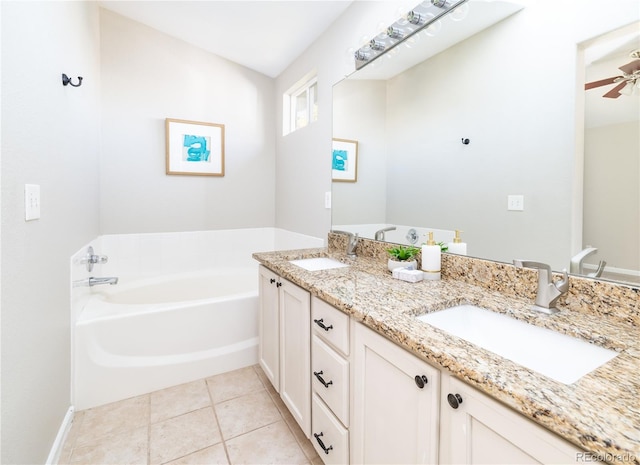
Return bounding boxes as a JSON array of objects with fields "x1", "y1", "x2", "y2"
[{"x1": 79, "y1": 266, "x2": 258, "y2": 324}]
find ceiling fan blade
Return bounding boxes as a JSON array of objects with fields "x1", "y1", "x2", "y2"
[
  {"x1": 618, "y1": 59, "x2": 640, "y2": 74},
  {"x1": 585, "y1": 76, "x2": 620, "y2": 90},
  {"x1": 602, "y1": 81, "x2": 627, "y2": 98}
]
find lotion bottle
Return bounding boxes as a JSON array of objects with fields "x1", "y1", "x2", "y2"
[
  {"x1": 448, "y1": 230, "x2": 467, "y2": 256},
  {"x1": 421, "y1": 232, "x2": 441, "y2": 281}
]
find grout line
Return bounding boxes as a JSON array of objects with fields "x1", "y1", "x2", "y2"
[
  {"x1": 206, "y1": 376, "x2": 233, "y2": 465},
  {"x1": 147, "y1": 393, "x2": 151, "y2": 465}
]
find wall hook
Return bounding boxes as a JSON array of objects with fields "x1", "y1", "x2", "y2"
[
  {"x1": 62, "y1": 74, "x2": 83, "y2": 87},
  {"x1": 461, "y1": 138, "x2": 470, "y2": 145}
]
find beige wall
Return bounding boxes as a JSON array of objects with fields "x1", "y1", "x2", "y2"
[
  {"x1": 1, "y1": 2, "x2": 101, "y2": 463},
  {"x1": 99, "y1": 10, "x2": 276, "y2": 234}
]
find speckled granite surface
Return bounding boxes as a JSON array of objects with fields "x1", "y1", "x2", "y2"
[{"x1": 253, "y1": 236, "x2": 639, "y2": 465}]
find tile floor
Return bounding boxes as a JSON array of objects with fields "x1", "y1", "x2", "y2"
[{"x1": 59, "y1": 365, "x2": 322, "y2": 465}]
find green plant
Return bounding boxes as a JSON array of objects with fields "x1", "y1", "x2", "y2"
[
  {"x1": 437, "y1": 241, "x2": 449, "y2": 252},
  {"x1": 387, "y1": 245, "x2": 420, "y2": 261}
]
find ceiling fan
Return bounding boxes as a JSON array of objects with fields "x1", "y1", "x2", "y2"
[{"x1": 585, "y1": 50, "x2": 640, "y2": 98}]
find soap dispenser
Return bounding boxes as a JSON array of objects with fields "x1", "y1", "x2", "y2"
[
  {"x1": 448, "y1": 230, "x2": 467, "y2": 256},
  {"x1": 421, "y1": 232, "x2": 441, "y2": 281}
]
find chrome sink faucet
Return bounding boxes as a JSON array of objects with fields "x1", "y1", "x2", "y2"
[
  {"x1": 570, "y1": 247, "x2": 606, "y2": 278},
  {"x1": 331, "y1": 230, "x2": 359, "y2": 257},
  {"x1": 374, "y1": 226, "x2": 396, "y2": 241},
  {"x1": 513, "y1": 260, "x2": 569, "y2": 314}
]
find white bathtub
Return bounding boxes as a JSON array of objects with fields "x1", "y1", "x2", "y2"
[{"x1": 74, "y1": 268, "x2": 259, "y2": 410}]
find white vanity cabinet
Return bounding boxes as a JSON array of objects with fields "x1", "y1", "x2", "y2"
[
  {"x1": 439, "y1": 375, "x2": 588, "y2": 465},
  {"x1": 258, "y1": 266, "x2": 281, "y2": 390},
  {"x1": 352, "y1": 323, "x2": 440, "y2": 465},
  {"x1": 258, "y1": 265, "x2": 311, "y2": 437},
  {"x1": 310, "y1": 296, "x2": 351, "y2": 464}
]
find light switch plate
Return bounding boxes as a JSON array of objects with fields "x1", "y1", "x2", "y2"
[
  {"x1": 325, "y1": 191, "x2": 332, "y2": 209},
  {"x1": 507, "y1": 194, "x2": 524, "y2": 211},
  {"x1": 25, "y1": 184, "x2": 41, "y2": 221}
]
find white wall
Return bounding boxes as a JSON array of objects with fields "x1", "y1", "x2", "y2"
[
  {"x1": 275, "y1": 2, "x2": 405, "y2": 238},
  {"x1": 332, "y1": 79, "x2": 388, "y2": 225},
  {"x1": 277, "y1": 0, "x2": 640, "y2": 270},
  {"x1": 99, "y1": 10, "x2": 276, "y2": 234},
  {"x1": 1, "y1": 2, "x2": 101, "y2": 463},
  {"x1": 584, "y1": 121, "x2": 639, "y2": 272}
]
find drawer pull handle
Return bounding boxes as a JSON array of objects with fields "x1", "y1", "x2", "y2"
[
  {"x1": 313, "y1": 370, "x2": 333, "y2": 388},
  {"x1": 314, "y1": 432, "x2": 333, "y2": 455},
  {"x1": 314, "y1": 318, "x2": 333, "y2": 331},
  {"x1": 269, "y1": 278, "x2": 276, "y2": 284},
  {"x1": 447, "y1": 393, "x2": 463, "y2": 409},
  {"x1": 414, "y1": 375, "x2": 428, "y2": 389},
  {"x1": 276, "y1": 282, "x2": 282, "y2": 288}
]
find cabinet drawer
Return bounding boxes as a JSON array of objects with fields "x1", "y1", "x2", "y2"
[
  {"x1": 312, "y1": 393, "x2": 349, "y2": 465},
  {"x1": 312, "y1": 335, "x2": 349, "y2": 427},
  {"x1": 311, "y1": 296, "x2": 349, "y2": 355}
]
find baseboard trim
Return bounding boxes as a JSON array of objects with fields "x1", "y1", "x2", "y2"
[{"x1": 46, "y1": 406, "x2": 74, "y2": 465}]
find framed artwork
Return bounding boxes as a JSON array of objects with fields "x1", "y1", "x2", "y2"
[
  {"x1": 165, "y1": 118, "x2": 225, "y2": 176},
  {"x1": 332, "y1": 138, "x2": 358, "y2": 182}
]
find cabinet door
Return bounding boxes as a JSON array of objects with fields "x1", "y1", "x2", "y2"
[
  {"x1": 441, "y1": 375, "x2": 588, "y2": 465},
  {"x1": 352, "y1": 323, "x2": 440, "y2": 465},
  {"x1": 280, "y1": 279, "x2": 311, "y2": 437},
  {"x1": 258, "y1": 266, "x2": 280, "y2": 391}
]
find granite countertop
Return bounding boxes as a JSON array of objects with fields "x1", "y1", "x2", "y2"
[{"x1": 253, "y1": 248, "x2": 640, "y2": 465}]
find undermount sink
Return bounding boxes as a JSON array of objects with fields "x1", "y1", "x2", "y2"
[
  {"x1": 289, "y1": 257, "x2": 350, "y2": 271},
  {"x1": 417, "y1": 305, "x2": 618, "y2": 384}
]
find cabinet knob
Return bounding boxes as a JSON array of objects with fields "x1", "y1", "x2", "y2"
[
  {"x1": 313, "y1": 318, "x2": 333, "y2": 331},
  {"x1": 414, "y1": 375, "x2": 428, "y2": 389},
  {"x1": 313, "y1": 432, "x2": 333, "y2": 455},
  {"x1": 276, "y1": 282, "x2": 282, "y2": 288},
  {"x1": 447, "y1": 393, "x2": 463, "y2": 409},
  {"x1": 313, "y1": 370, "x2": 333, "y2": 388},
  {"x1": 269, "y1": 278, "x2": 276, "y2": 284}
]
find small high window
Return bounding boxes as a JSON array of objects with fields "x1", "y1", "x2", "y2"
[{"x1": 283, "y1": 72, "x2": 317, "y2": 135}]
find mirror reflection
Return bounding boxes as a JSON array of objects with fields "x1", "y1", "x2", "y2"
[{"x1": 332, "y1": 0, "x2": 640, "y2": 286}]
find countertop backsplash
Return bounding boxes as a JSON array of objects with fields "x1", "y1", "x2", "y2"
[{"x1": 328, "y1": 232, "x2": 639, "y2": 329}]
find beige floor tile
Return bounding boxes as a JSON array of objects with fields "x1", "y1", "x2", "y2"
[
  {"x1": 76, "y1": 395, "x2": 149, "y2": 446},
  {"x1": 215, "y1": 390, "x2": 282, "y2": 440},
  {"x1": 69, "y1": 425, "x2": 148, "y2": 465},
  {"x1": 253, "y1": 365, "x2": 278, "y2": 393},
  {"x1": 163, "y1": 444, "x2": 228, "y2": 465},
  {"x1": 206, "y1": 366, "x2": 264, "y2": 404},
  {"x1": 226, "y1": 421, "x2": 308, "y2": 465},
  {"x1": 150, "y1": 407, "x2": 222, "y2": 465},
  {"x1": 150, "y1": 379, "x2": 211, "y2": 424},
  {"x1": 58, "y1": 411, "x2": 86, "y2": 464}
]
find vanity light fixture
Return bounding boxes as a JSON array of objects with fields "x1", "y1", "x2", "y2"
[{"x1": 354, "y1": 0, "x2": 469, "y2": 70}]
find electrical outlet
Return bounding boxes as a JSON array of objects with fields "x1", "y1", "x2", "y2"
[{"x1": 507, "y1": 194, "x2": 524, "y2": 211}]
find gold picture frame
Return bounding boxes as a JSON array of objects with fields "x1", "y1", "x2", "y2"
[{"x1": 165, "y1": 118, "x2": 225, "y2": 176}]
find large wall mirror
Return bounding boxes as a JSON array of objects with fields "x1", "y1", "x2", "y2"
[{"x1": 332, "y1": 0, "x2": 639, "y2": 286}]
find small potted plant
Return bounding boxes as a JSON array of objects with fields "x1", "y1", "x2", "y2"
[{"x1": 386, "y1": 245, "x2": 421, "y2": 272}]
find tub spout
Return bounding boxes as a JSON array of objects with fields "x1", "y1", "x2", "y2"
[{"x1": 74, "y1": 277, "x2": 119, "y2": 287}]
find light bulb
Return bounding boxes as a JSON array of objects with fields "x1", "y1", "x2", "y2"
[
  {"x1": 423, "y1": 16, "x2": 442, "y2": 37},
  {"x1": 619, "y1": 81, "x2": 634, "y2": 96},
  {"x1": 404, "y1": 33, "x2": 421, "y2": 49},
  {"x1": 449, "y1": 3, "x2": 469, "y2": 21},
  {"x1": 387, "y1": 26, "x2": 405, "y2": 40}
]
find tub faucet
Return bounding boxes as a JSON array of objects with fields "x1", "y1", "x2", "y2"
[
  {"x1": 513, "y1": 260, "x2": 569, "y2": 314},
  {"x1": 74, "y1": 277, "x2": 119, "y2": 287},
  {"x1": 374, "y1": 226, "x2": 396, "y2": 241},
  {"x1": 331, "y1": 230, "x2": 359, "y2": 257}
]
